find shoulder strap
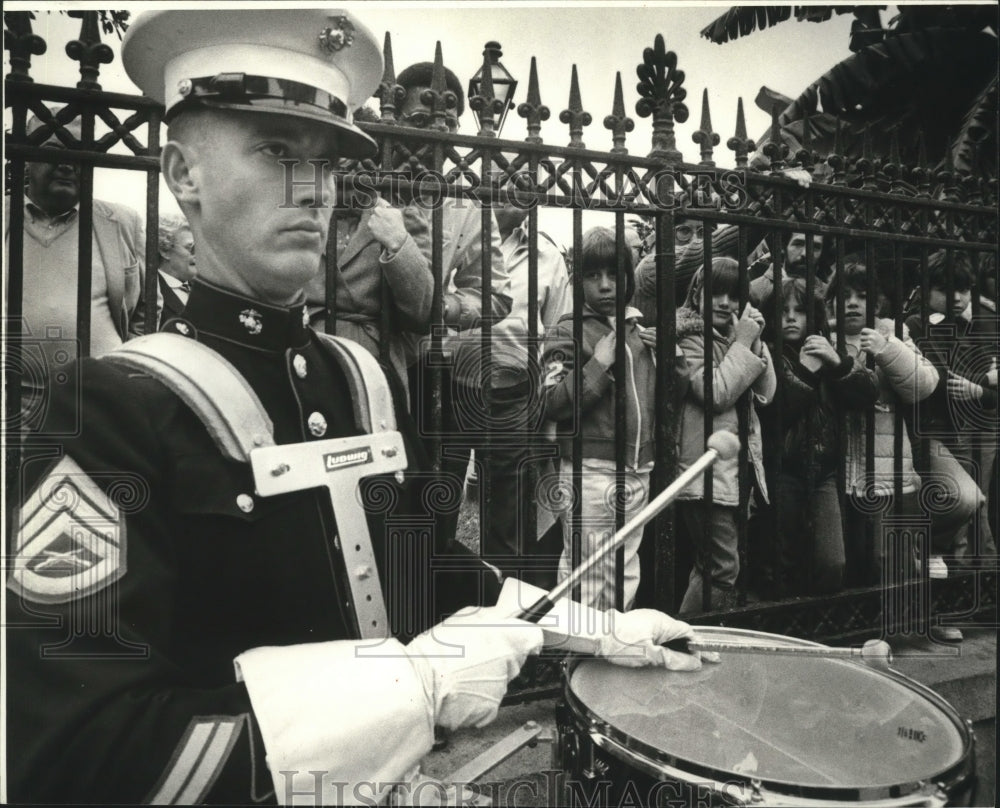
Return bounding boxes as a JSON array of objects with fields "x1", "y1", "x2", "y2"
[
  {"x1": 105, "y1": 333, "x2": 399, "y2": 462},
  {"x1": 315, "y1": 332, "x2": 398, "y2": 436},
  {"x1": 104, "y1": 333, "x2": 276, "y2": 462}
]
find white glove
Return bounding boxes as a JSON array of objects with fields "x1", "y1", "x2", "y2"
[
  {"x1": 404, "y1": 606, "x2": 544, "y2": 731},
  {"x1": 495, "y1": 578, "x2": 717, "y2": 672},
  {"x1": 597, "y1": 608, "x2": 715, "y2": 670}
]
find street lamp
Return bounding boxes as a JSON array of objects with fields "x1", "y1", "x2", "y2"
[{"x1": 468, "y1": 41, "x2": 517, "y2": 136}]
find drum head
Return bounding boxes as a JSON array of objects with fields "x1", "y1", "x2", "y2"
[{"x1": 569, "y1": 627, "x2": 969, "y2": 794}]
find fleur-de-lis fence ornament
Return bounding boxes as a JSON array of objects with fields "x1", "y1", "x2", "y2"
[
  {"x1": 881, "y1": 128, "x2": 904, "y2": 195},
  {"x1": 934, "y1": 144, "x2": 960, "y2": 203},
  {"x1": 560, "y1": 64, "x2": 592, "y2": 149},
  {"x1": 603, "y1": 72, "x2": 634, "y2": 155},
  {"x1": 4, "y1": 11, "x2": 47, "y2": 82},
  {"x1": 691, "y1": 88, "x2": 719, "y2": 167},
  {"x1": 377, "y1": 32, "x2": 405, "y2": 124},
  {"x1": 635, "y1": 35, "x2": 688, "y2": 162},
  {"x1": 424, "y1": 42, "x2": 459, "y2": 132},
  {"x1": 854, "y1": 127, "x2": 877, "y2": 192},
  {"x1": 793, "y1": 112, "x2": 815, "y2": 172},
  {"x1": 912, "y1": 132, "x2": 931, "y2": 198},
  {"x1": 762, "y1": 107, "x2": 788, "y2": 172},
  {"x1": 65, "y1": 10, "x2": 113, "y2": 90},
  {"x1": 726, "y1": 97, "x2": 756, "y2": 169},
  {"x1": 826, "y1": 117, "x2": 846, "y2": 186},
  {"x1": 517, "y1": 56, "x2": 550, "y2": 145}
]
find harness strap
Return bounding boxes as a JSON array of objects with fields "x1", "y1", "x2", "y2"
[{"x1": 106, "y1": 333, "x2": 276, "y2": 461}]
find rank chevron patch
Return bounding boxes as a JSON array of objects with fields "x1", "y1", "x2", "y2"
[{"x1": 9, "y1": 455, "x2": 126, "y2": 604}]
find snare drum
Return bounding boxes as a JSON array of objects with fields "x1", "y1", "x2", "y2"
[{"x1": 558, "y1": 627, "x2": 975, "y2": 807}]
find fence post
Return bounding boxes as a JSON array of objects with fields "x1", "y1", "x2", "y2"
[{"x1": 636, "y1": 34, "x2": 687, "y2": 613}]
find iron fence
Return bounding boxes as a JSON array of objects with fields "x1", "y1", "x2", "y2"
[{"x1": 4, "y1": 13, "x2": 997, "y2": 700}]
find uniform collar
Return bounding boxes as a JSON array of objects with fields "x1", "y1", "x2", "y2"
[{"x1": 182, "y1": 279, "x2": 310, "y2": 352}]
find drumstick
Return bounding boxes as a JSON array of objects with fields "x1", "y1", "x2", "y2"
[
  {"x1": 662, "y1": 637, "x2": 893, "y2": 669},
  {"x1": 515, "y1": 431, "x2": 741, "y2": 623}
]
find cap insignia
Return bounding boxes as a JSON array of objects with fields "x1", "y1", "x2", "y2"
[{"x1": 318, "y1": 17, "x2": 355, "y2": 53}]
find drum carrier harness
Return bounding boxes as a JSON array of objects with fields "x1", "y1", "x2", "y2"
[{"x1": 106, "y1": 331, "x2": 407, "y2": 641}]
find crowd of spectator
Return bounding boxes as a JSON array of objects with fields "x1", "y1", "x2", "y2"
[{"x1": 12, "y1": 95, "x2": 997, "y2": 645}]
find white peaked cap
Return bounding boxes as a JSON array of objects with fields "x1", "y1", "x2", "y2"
[{"x1": 122, "y1": 9, "x2": 383, "y2": 158}]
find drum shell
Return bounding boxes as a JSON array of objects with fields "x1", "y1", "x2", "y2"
[{"x1": 558, "y1": 628, "x2": 976, "y2": 807}]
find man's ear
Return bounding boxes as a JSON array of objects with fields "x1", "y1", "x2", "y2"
[{"x1": 161, "y1": 141, "x2": 199, "y2": 205}]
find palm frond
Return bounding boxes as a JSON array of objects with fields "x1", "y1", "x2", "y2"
[
  {"x1": 700, "y1": 6, "x2": 858, "y2": 44},
  {"x1": 753, "y1": 29, "x2": 997, "y2": 173}
]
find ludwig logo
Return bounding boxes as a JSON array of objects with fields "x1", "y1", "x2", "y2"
[{"x1": 324, "y1": 447, "x2": 373, "y2": 471}]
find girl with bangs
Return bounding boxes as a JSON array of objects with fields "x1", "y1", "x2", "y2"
[
  {"x1": 674, "y1": 258, "x2": 775, "y2": 614},
  {"x1": 756, "y1": 277, "x2": 878, "y2": 598}
]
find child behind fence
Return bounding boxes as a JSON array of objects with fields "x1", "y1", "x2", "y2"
[
  {"x1": 674, "y1": 258, "x2": 775, "y2": 615},
  {"x1": 902, "y1": 251, "x2": 997, "y2": 576},
  {"x1": 828, "y1": 264, "x2": 939, "y2": 587},
  {"x1": 757, "y1": 277, "x2": 878, "y2": 599},
  {"x1": 540, "y1": 226, "x2": 690, "y2": 610}
]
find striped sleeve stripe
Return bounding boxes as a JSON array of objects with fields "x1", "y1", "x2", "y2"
[{"x1": 148, "y1": 716, "x2": 245, "y2": 805}]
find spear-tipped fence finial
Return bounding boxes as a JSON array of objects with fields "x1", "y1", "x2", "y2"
[
  {"x1": 726, "y1": 97, "x2": 755, "y2": 169},
  {"x1": 826, "y1": 116, "x2": 845, "y2": 185},
  {"x1": 855, "y1": 125, "x2": 877, "y2": 190},
  {"x1": 4, "y1": 11, "x2": 47, "y2": 82},
  {"x1": 691, "y1": 88, "x2": 719, "y2": 166},
  {"x1": 935, "y1": 139, "x2": 960, "y2": 202},
  {"x1": 517, "y1": 56, "x2": 550, "y2": 144},
  {"x1": 603, "y1": 71, "x2": 634, "y2": 154},
  {"x1": 560, "y1": 64, "x2": 592, "y2": 149},
  {"x1": 762, "y1": 106, "x2": 788, "y2": 172},
  {"x1": 635, "y1": 34, "x2": 687, "y2": 162},
  {"x1": 66, "y1": 10, "x2": 113, "y2": 90},
  {"x1": 912, "y1": 131, "x2": 931, "y2": 197},
  {"x1": 794, "y1": 114, "x2": 815, "y2": 171},
  {"x1": 963, "y1": 138, "x2": 985, "y2": 205},
  {"x1": 378, "y1": 32, "x2": 405, "y2": 124},
  {"x1": 882, "y1": 127, "x2": 904, "y2": 195},
  {"x1": 423, "y1": 41, "x2": 458, "y2": 132}
]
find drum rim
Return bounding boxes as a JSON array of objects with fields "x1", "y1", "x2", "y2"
[{"x1": 563, "y1": 627, "x2": 975, "y2": 802}]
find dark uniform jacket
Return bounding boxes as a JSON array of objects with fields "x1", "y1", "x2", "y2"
[{"x1": 7, "y1": 279, "x2": 497, "y2": 804}]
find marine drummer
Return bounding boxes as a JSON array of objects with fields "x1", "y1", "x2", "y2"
[{"x1": 6, "y1": 9, "x2": 706, "y2": 805}]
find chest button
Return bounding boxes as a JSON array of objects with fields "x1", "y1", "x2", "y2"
[
  {"x1": 293, "y1": 354, "x2": 308, "y2": 379},
  {"x1": 307, "y1": 411, "x2": 328, "y2": 437},
  {"x1": 236, "y1": 493, "x2": 255, "y2": 513}
]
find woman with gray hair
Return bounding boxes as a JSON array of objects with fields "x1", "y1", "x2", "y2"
[{"x1": 157, "y1": 211, "x2": 196, "y2": 323}]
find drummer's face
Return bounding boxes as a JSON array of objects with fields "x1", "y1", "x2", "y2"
[{"x1": 165, "y1": 109, "x2": 339, "y2": 304}]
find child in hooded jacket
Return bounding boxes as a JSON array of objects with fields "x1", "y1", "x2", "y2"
[
  {"x1": 757, "y1": 277, "x2": 878, "y2": 598},
  {"x1": 828, "y1": 264, "x2": 939, "y2": 586},
  {"x1": 674, "y1": 258, "x2": 776, "y2": 615},
  {"x1": 541, "y1": 226, "x2": 690, "y2": 610}
]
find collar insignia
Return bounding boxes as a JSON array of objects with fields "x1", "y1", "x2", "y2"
[{"x1": 239, "y1": 308, "x2": 263, "y2": 335}]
